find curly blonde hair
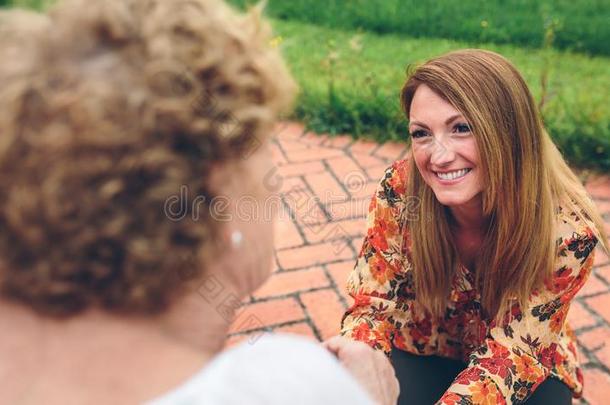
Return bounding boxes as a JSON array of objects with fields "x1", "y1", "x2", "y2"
[{"x1": 0, "y1": 0, "x2": 295, "y2": 316}]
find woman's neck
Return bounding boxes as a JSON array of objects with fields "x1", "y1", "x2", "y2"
[
  {"x1": 448, "y1": 195, "x2": 487, "y2": 232},
  {"x1": 0, "y1": 293, "x2": 232, "y2": 404}
]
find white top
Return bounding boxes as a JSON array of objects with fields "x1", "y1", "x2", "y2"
[{"x1": 147, "y1": 333, "x2": 375, "y2": 405}]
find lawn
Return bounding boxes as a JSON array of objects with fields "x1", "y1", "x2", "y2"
[
  {"x1": 230, "y1": 0, "x2": 610, "y2": 56},
  {"x1": 272, "y1": 19, "x2": 610, "y2": 171},
  {"x1": 0, "y1": 0, "x2": 53, "y2": 8}
]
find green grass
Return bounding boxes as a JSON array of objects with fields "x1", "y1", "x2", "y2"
[
  {"x1": 230, "y1": 0, "x2": 610, "y2": 56},
  {"x1": 0, "y1": 0, "x2": 54, "y2": 9},
  {"x1": 273, "y1": 19, "x2": 610, "y2": 171}
]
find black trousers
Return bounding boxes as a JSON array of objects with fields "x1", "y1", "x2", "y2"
[{"x1": 391, "y1": 347, "x2": 572, "y2": 404}]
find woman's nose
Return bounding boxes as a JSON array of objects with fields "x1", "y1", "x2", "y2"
[{"x1": 429, "y1": 137, "x2": 456, "y2": 166}]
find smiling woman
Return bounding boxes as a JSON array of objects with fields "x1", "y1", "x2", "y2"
[{"x1": 341, "y1": 49, "x2": 609, "y2": 405}]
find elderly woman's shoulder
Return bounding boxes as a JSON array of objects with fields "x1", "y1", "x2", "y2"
[{"x1": 148, "y1": 333, "x2": 374, "y2": 405}]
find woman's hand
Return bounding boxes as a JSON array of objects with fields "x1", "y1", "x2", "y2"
[{"x1": 323, "y1": 336, "x2": 399, "y2": 405}]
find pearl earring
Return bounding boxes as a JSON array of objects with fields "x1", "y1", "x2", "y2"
[{"x1": 230, "y1": 230, "x2": 243, "y2": 248}]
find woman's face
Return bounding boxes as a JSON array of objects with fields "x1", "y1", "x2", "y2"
[{"x1": 409, "y1": 84, "x2": 483, "y2": 209}]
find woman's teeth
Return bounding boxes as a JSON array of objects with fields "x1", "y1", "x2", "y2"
[{"x1": 435, "y1": 168, "x2": 471, "y2": 180}]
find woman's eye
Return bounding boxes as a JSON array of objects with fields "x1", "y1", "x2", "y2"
[
  {"x1": 453, "y1": 123, "x2": 471, "y2": 133},
  {"x1": 409, "y1": 129, "x2": 428, "y2": 139}
]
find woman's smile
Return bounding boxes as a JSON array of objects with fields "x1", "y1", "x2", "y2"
[{"x1": 433, "y1": 168, "x2": 472, "y2": 183}]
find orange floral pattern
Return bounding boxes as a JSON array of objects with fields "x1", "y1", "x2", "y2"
[
  {"x1": 469, "y1": 379, "x2": 504, "y2": 405},
  {"x1": 340, "y1": 160, "x2": 599, "y2": 404}
]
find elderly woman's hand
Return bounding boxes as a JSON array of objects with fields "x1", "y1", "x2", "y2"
[{"x1": 323, "y1": 336, "x2": 399, "y2": 405}]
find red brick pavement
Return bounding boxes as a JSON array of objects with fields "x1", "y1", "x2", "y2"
[{"x1": 227, "y1": 122, "x2": 610, "y2": 405}]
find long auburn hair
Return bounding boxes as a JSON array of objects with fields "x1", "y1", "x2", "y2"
[{"x1": 400, "y1": 49, "x2": 609, "y2": 323}]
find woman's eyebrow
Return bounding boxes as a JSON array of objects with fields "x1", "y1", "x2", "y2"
[
  {"x1": 444, "y1": 114, "x2": 463, "y2": 125},
  {"x1": 409, "y1": 120, "x2": 429, "y2": 130},
  {"x1": 409, "y1": 114, "x2": 464, "y2": 130}
]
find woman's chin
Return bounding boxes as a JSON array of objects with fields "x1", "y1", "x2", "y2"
[{"x1": 432, "y1": 192, "x2": 479, "y2": 208}]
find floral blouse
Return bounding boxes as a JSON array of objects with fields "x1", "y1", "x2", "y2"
[{"x1": 341, "y1": 159, "x2": 599, "y2": 404}]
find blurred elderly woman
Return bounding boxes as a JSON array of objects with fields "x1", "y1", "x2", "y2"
[{"x1": 0, "y1": 0, "x2": 398, "y2": 404}]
